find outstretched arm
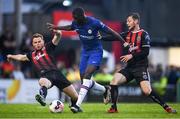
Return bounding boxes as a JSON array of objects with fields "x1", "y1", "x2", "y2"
[
  {"x1": 47, "y1": 23, "x2": 72, "y2": 31},
  {"x1": 7, "y1": 54, "x2": 29, "y2": 62},
  {"x1": 100, "y1": 35, "x2": 119, "y2": 41},
  {"x1": 52, "y1": 30, "x2": 62, "y2": 45},
  {"x1": 102, "y1": 27, "x2": 126, "y2": 43},
  {"x1": 100, "y1": 28, "x2": 129, "y2": 47}
]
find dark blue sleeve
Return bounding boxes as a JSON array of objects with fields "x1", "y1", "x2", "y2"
[
  {"x1": 95, "y1": 19, "x2": 109, "y2": 32},
  {"x1": 100, "y1": 31, "x2": 129, "y2": 41},
  {"x1": 101, "y1": 35, "x2": 121, "y2": 41},
  {"x1": 71, "y1": 21, "x2": 76, "y2": 30}
]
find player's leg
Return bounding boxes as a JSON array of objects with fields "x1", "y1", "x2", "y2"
[
  {"x1": 140, "y1": 80, "x2": 177, "y2": 114},
  {"x1": 71, "y1": 53, "x2": 89, "y2": 110},
  {"x1": 90, "y1": 76, "x2": 110, "y2": 104},
  {"x1": 72, "y1": 67, "x2": 109, "y2": 113},
  {"x1": 62, "y1": 85, "x2": 80, "y2": 109},
  {"x1": 137, "y1": 68, "x2": 177, "y2": 114},
  {"x1": 80, "y1": 73, "x2": 109, "y2": 104},
  {"x1": 75, "y1": 65, "x2": 97, "y2": 108},
  {"x1": 75, "y1": 51, "x2": 109, "y2": 107},
  {"x1": 36, "y1": 77, "x2": 52, "y2": 106},
  {"x1": 63, "y1": 84, "x2": 83, "y2": 113},
  {"x1": 108, "y1": 72, "x2": 127, "y2": 113},
  {"x1": 52, "y1": 70, "x2": 82, "y2": 113},
  {"x1": 87, "y1": 51, "x2": 110, "y2": 103},
  {"x1": 80, "y1": 72, "x2": 107, "y2": 96},
  {"x1": 108, "y1": 68, "x2": 133, "y2": 113},
  {"x1": 71, "y1": 52, "x2": 96, "y2": 112},
  {"x1": 80, "y1": 74, "x2": 84, "y2": 83},
  {"x1": 79, "y1": 52, "x2": 88, "y2": 83}
]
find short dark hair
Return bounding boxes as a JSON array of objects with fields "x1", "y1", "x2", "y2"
[
  {"x1": 31, "y1": 33, "x2": 44, "y2": 43},
  {"x1": 72, "y1": 7, "x2": 85, "y2": 18},
  {"x1": 128, "y1": 13, "x2": 140, "y2": 23}
]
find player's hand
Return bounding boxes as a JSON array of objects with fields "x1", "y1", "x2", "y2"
[
  {"x1": 120, "y1": 54, "x2": 133, "y2": 62},
  {"x1": 7, "y1": 54, "x2": 12, "y2": 62},
  {"x1": 47, "y1": 23, "x2": 57, "y2": 31}
]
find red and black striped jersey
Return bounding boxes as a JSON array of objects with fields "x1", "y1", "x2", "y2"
[
  {"x1": 26, "y1": 41, "x2": 58, "y2": 74},
  {"x1": 121, "y1": 29, "x2": 150, "y2": 67}
]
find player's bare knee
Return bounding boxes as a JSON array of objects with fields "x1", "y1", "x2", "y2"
[
  {"x1": 39, "y1": 78, "x2": 51, "y2": 88},
  {"x1": 140, "y1": 81, "x2": 152, "y2": 96},
  {"x1": 110, "y1": 73, "x2": 126, "y2": 85},
  {"x1": 142, "y1": 87, "x2": 152, "y2": 96},
  {"x1": 110, "y1": 78, "x2": 118, "y2": 85},
  {"x1": 39, "y1": 79, "x2": 45, "y2": 86}
]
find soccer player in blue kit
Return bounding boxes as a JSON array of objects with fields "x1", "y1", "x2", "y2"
[{"x1": 47, "y1": 7, "x2": 127, "y2": 113}]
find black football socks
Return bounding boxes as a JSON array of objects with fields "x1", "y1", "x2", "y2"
[
  {"x1": 110, "y1": 85, "x2": 118, "y2": 109},
  {"x1": 149, "y1": 90, "x2": 168, "y2": 109},
  {"x1": 71, "y1": 99, "x2": 77, "y2": 107}
]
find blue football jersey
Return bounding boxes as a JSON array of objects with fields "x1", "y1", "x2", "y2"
[{"x1": 71, "y1": 16, "x2": 109, "y2": 51}]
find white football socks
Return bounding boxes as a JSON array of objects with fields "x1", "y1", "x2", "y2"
[
  {"x1": 91, "y1": 81, "x2": 106, "y2": 93},
  {"x1": 91, "y1": 77, "x2": 106, "y2": 93},
  {"x1": 76, "y1": 79, "x2": 93, "y2": 107}
]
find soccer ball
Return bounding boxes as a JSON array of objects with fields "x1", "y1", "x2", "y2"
[{"x1": 49, "y1": 100, "x2": 64, "y2": 113}]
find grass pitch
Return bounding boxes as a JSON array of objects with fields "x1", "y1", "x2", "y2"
[{"x1": 0, "y1": 103, "x2": 179, "y2": 119}]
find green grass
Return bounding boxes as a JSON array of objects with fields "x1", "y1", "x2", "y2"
[{"x1": 0, "y1": 103, "x2": 180, "y2": 119}]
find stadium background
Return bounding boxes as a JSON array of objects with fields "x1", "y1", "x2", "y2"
[{"x1": 0, "y1": 0, "x2": 180, "y2": 105}]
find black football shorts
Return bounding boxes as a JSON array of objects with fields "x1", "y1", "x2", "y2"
[
  {"x1": 40, "y1": 70, "x2": 71, "y2": 90},
  {"x1": 118, "y1": 66, "x2": 150, "y2": 84}
]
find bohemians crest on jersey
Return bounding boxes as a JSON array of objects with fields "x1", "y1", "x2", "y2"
[{"x1": 142, "y1": 72, "x2": 148, "y2": 80}]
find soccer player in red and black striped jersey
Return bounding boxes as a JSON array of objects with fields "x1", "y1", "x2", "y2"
[
  {"x1": 103, "y1": 13, "x2": 177, "y2": 114},
  {"x1": 7, "y1": 30, "x2": 81, "y2": 111}
]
